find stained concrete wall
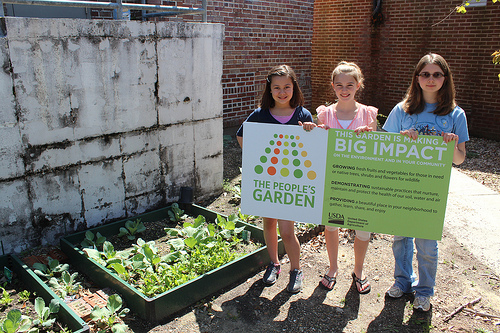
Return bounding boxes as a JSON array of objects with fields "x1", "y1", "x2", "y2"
[{"x1": 0, "y1": 17, "x2": 224, "y2": 254}]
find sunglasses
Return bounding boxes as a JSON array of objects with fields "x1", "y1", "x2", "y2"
[{"x1": 417, "y1": 72, "x2": 446, "y2": 79}]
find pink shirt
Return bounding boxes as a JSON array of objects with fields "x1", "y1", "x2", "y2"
[{"x1": 316, "y1": 103, "x2": 378, "y2": 130}]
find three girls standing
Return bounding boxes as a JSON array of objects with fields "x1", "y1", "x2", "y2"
[{"x1": 237, "y1": 53, "x2": 468, "y2": 311}]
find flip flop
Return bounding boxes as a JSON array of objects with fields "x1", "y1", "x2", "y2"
[
  {"x1": 320, "y1": 273, "x2": 337, "y2": 291},
  {"x1": 352, "y1": 272, "x2": 371, "y2": 294}
]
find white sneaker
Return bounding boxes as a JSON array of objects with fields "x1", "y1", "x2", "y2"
[
  {"x1": 413, "y1": 296, "x2": 431, "y2": 312},
  {"x1": 386, "y1": 284, "x2": 404, "y2": 298}
]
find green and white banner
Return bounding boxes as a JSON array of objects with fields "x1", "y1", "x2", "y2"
[{"x1": 241, "y1": 122, "x2": 455, "y2": 240}]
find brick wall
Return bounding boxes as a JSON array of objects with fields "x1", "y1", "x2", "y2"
[
  {"x1": 208, "y1": 0, "x2": 315, "y2": 127},
  {"x1": 312, "y1": 0, "x2": 500, "y2": 140}
]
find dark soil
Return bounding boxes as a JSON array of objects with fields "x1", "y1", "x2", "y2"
[{"x1": 124, "y1": 129, "x2": 500, "y2": 333}]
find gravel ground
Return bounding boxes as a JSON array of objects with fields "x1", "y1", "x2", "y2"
[{"x1": 456, "y1": 136, "x2": 500, "y2": 193}]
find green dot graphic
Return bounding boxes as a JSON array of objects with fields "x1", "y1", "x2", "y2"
[
  {"x1": 291, "y1": 142, "x2": 296, "y2": 147},
  {"x1": 270, "y1": 140, "x2": 275, "y2": 145},
  {"x1": 292, "y1": 150, "x2": 298, "y2": 156},
  {"x1": 293, "y1": 159, "x2": 301, "y2": 167},
  {"x1": 282, "y1": 158, "x2": 289, "y2": 165},
  {"x1": 294, "y1": 169, "x2": 303, "y2": 178},
  {"x1": 290, "y1": 135, "x2": 295, "y2": 139},
  {"x1": 280, "y1": 168, "x2": 289, "y2": 177},
  {"x1": 255, "y1": 165, "x2": 263, "y2": 174},
  {"x1": 265, "y1": 147, "x2": 271, "y2": 153},
  {"x1": 274, "y1": 134, "x2": 278, "y2": 138},
  {"x1": 260, "y1": 156, "x2": 267, "y2": 163}
]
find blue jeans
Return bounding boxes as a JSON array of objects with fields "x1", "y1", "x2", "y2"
[{"x1": 392, "y1": 236, "x2": 438, "y2": 297}]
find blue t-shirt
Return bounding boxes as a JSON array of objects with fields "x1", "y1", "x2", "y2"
[
  {"x1": 236, "y1": 106, "x2": 313, "y2": 137},
  {"x1": 383, "y1": 102, "x2": 469, "y2": 144}
]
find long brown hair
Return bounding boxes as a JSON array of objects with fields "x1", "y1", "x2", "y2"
[
  {"x1": 403, "y1": 53, "x2": 456, "y2": 116},
  {"x1": 260, "y1": 65, "x2": 304, "y2": 109}
]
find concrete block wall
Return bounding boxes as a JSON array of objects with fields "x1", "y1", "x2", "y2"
[{"x1": 0, "y1": 17, "x2": 224, "y2": 254}]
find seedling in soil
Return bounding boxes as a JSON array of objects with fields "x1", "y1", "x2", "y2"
[
  {"x1": 0, "y1": 309, "x2": 32, "y2": 333},
  {"x1": 81, "y1": 231, "x2": 107, "y2": 250},
  {"x1": 32, "y1": 297, "x2": 60, "y2": 329},
  {"x1": 168, "y1": 203, "x2": 186, "y2": 222},
  {"x1": 117, "y1": 219, "x2": 146, "y2": 240},
  {"x1": 18, "y1": 290, "x2": 31, "y2": 303},
  {"x1": 48, "y1": 271, "x2": 81, "y2": 298},
  {"x1": 0, "y1": 287, "x2": 13, "y2": 307},
  {"x1": 237, "y1": 208, "x2": 257, "y2": 224},
  {"x1": 32, "y1": 257, "x2": 69, "y2": 280},
  {"x1": 89, "y1": 294, "x2": 129, "y2": 333}
]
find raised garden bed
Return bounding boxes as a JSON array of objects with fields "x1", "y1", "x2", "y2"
[
  {"x1": 0, "y1": 254, "x2": 89, "y2": 333},
  {"x1": 60, "y1": 203, "x2": 283, "y2": 322}
]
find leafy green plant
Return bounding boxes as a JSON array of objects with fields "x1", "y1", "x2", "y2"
[
  {"x1": 88, "y1": 213, "x2": 256, "y2": 298},
  {"x1": 48, "y1": 271, "x2": 81, "y2": 298},
  {"x1": 32, "y1": 257, "x2": 69, "y2": 280},
  {"x1": 222, "y1": 179, "x2": 233, "y2": 192},
  {"x1": 117, "y1": 219, "x2": 146, "y2": 240},
  {"x1": 81, "y1": 231, "x2": 107, "y2": 250},
  {"x1": 18, "y1": 290, "x2": 30, "y2": 303},
  {"x1": 237, "y1": 208, "x2": 257, "y2": 224},
  {"x1": 0, "y1": 309, "x2": 32, "y2": 333},
  {"x1": 89, "y1": 294, "x2": 129, "y2": 333},
  {"x1": 0, "y1": 287, "x2": 13, "y2": 307},
  {"x1": 216, "y1": 214, "x2": 245, "y2": 240},
  {"x1": 84, "y1": 241, "x2": 132, "y2": 268},
  {"x1": 168, "y1": 203, "x2": 186, "y2": 222},
  {"x1": 32, "y1": 297, "x2": 60, "y2": 329}
]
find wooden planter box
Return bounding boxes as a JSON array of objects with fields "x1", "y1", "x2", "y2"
[
  {"x1": 60, "y1": 204, "x2": 283, "y2": 322},
  {"x1": 0, "y1": 254, "x2": 89, "y2": 333}
]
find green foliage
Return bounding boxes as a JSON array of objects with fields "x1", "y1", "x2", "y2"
[
  {"x1": 0, "y1": 287, "x2": 13, "y2": 307},
  {"x1": 89, "y1": 294, "x2": 129, "y2": 333},
  {"x1": 32, "y1": 297, "x2": 60, "y2": 329},
  {"x1": 84, "y1": 214, "x2": 255, "y2": 298},
  {"x1": 237, "y1": 208, "x2": 257, "y2": 224},
  {"x1": 18, "y1": 290, "x2": 30, "y2": 303},
  {"x1": 84, "y1": 241, "x2": 131, "y2": 266},
  {"x1": 48, "y1": 271, "x2": 81, "y2": 298},
  {"x1": 0, "y1": 309, "x2": 32, "y2": 333},
  {"x1": 32, "y1": 257, "x2": 69, "y2": 280},
  {"x1": 117, "y1": 219, "x2": 146, "y2": 240},
  {"x1": 168, "y1": 203, "x2": 186, "y2": 222},
  {"x1": 222, "y1": 179, "x2": 233, "y2": 192},
  {"x1": 81, "y1": 231, "x2": 107, "y2": 250}
]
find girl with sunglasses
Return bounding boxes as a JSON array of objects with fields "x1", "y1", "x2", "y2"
[
  {"x1": 383, "y1": 53, "x2": 469, "y2": 312},
  {"x1": 301, "y1": 61, "x2": 377, "y2": 294}
]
